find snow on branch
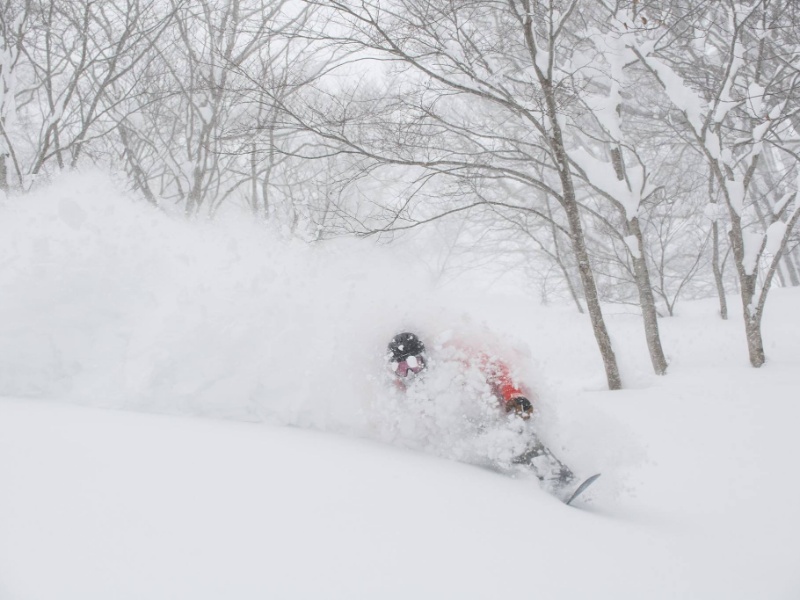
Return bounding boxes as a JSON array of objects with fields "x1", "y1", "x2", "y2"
[
  {"x1": 570, "y1": 147, "x2": 646, "y2": 220},
  {"x1": 637, "y1": 52, "x2": 705, "y2": 134}
]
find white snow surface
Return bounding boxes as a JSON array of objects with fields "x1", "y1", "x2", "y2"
[{"x1": 1, "y1": 171, "x2": 799, "y2": 599}]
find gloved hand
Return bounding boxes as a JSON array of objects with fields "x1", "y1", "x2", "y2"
[{"x1": 509, "y1": 396, "x2": 533, "y2": 419}]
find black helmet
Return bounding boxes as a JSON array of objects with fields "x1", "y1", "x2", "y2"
[{"x1": 388, "y1": 332, "x2": 426, "y2": 362}]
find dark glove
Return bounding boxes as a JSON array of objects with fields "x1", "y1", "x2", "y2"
[{"x1": 509, "y1": 396, "x2": 533, "y2": 419}]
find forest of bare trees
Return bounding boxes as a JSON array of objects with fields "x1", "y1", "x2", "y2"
[{"x1": 1, "y1": 0, "x2": 798, "y2": 387}]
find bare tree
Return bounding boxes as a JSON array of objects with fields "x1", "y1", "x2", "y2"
[
  {"x1": 106, "y1": 0, "x2": 328, "y2": 229},
  {"x1": 0, "y1": 0, "x2": 29, "y2": 191},
  {"x1": 291, "y1": 0, "x2": 624, "y2": 388},
  {"x1": 628, "y1": 0, "x2": 800, "y2": 367},
  {"x1": 0, "y1": 0, "x2": 175, "y2": 188}
]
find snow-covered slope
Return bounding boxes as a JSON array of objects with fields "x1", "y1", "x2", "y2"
[{"x1": 1, "y1": 172, "x2": 799, "y2": 598}]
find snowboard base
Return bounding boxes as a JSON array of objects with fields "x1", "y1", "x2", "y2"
[{"x1": 563, "y1": 473, "x2": 601, "y2": 506}]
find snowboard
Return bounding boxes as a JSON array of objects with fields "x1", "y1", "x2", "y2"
[
  {"x1": 510, "y1": 441, "x2": 600, "y2": 506},
  {"x1": 563, "y1": 473, "x2": 601, "y2": 506}
]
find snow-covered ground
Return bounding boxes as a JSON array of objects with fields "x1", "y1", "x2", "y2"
[{"x1": 1, "y1": 172, "x2": 799, "y2": 599}]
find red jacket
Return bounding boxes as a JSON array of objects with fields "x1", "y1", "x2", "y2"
[
  {"x1": 392, "y1": 340, "x2": 533, "y2": 416},
  {"x1": 471, "y1": 350, "x2": 531, "y2": 414}
]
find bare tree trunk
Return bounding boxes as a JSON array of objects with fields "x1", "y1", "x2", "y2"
[
  {"x1": 0, "y1": 154, "x2": 7, "y2": 192},
  {"x1": 546, "y1": 95, "x2": 621, "y2": 389},
  {"x1": 627, "y1": 216, "x2": 669, "y2": 375},
  {"x1": 711, "y1": 220, "x2": 728, "y2": 319},
  {"x1": 187, "y1": 167, "x2": 203, "y2": 217},
  {"x1": 610, "y1": 147, "x2": 668, "y2": 375},
  {"x1": 752, "y1": 156, "x2": 800, "y2": 287},
  {"x1": 728, "y1": 214, "x2": 765, "y2": 367},
  {"x1": 744, "y1": 311, "x2": 765, "y2": 368},
  {"x1": 752, "y1": 197, "x2": 788, "y2": 287},
  {"x1": 260, "y1": 115, "x2": 278, "y2": 220},
  {"x1": 564, "y1": 195, "x2": 622, "y2": 389},
  {"x1": 743, "y1": 286, "x2": 765, "y2": 367},
  {"x1": 708, "y1": 176, "x2": 728, "y2": 319},
  {"x1": 782, "y1": 249, "x2": 800, "y2": 286},
  {"x1": 119, "y1": 125, "x2": 156, "y2": 205},
  {"x1": 250, "y1": 142, "x2": 259, "y2": 216}
]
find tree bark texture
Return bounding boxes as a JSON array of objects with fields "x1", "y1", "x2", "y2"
[
  {"x1": 628, "y1": 216, "x2": 669, "y2": 375},
  {"x1": 612, "y1": 146, "x2": 668, "y2": 375},
  {"x1": 711, "y1": 220, "x2": 728, "y2": 320},
  {"x1": 543, "y1": 84, "x2": 622, "y2": 389},
  {"x1": 727, "y1": 212, "x2": 765, "y2": 367}
]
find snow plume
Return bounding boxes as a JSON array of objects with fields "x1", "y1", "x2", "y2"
[
  {"x1": 0, "y1": 170, "x2": 548, "y2": 468},
  {"x1": 0, "y1": 172, "x2": 397, "y2": 426}
]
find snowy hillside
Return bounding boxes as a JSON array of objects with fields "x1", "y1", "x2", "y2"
[{"x1": 1, "y1": 173, "x2": 799, "y2": 599}]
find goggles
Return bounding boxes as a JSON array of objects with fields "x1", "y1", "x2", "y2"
[{"x1": 392, "y1": 354, "x2": 426, "y2": 377}]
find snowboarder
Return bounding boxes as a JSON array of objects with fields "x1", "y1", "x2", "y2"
[
  {"x1": 388, "y1": 332, "x2": 535, "y2": 419},
  {"x1": 386, "y1": 331, "x2": 577, "y2": 490}
]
